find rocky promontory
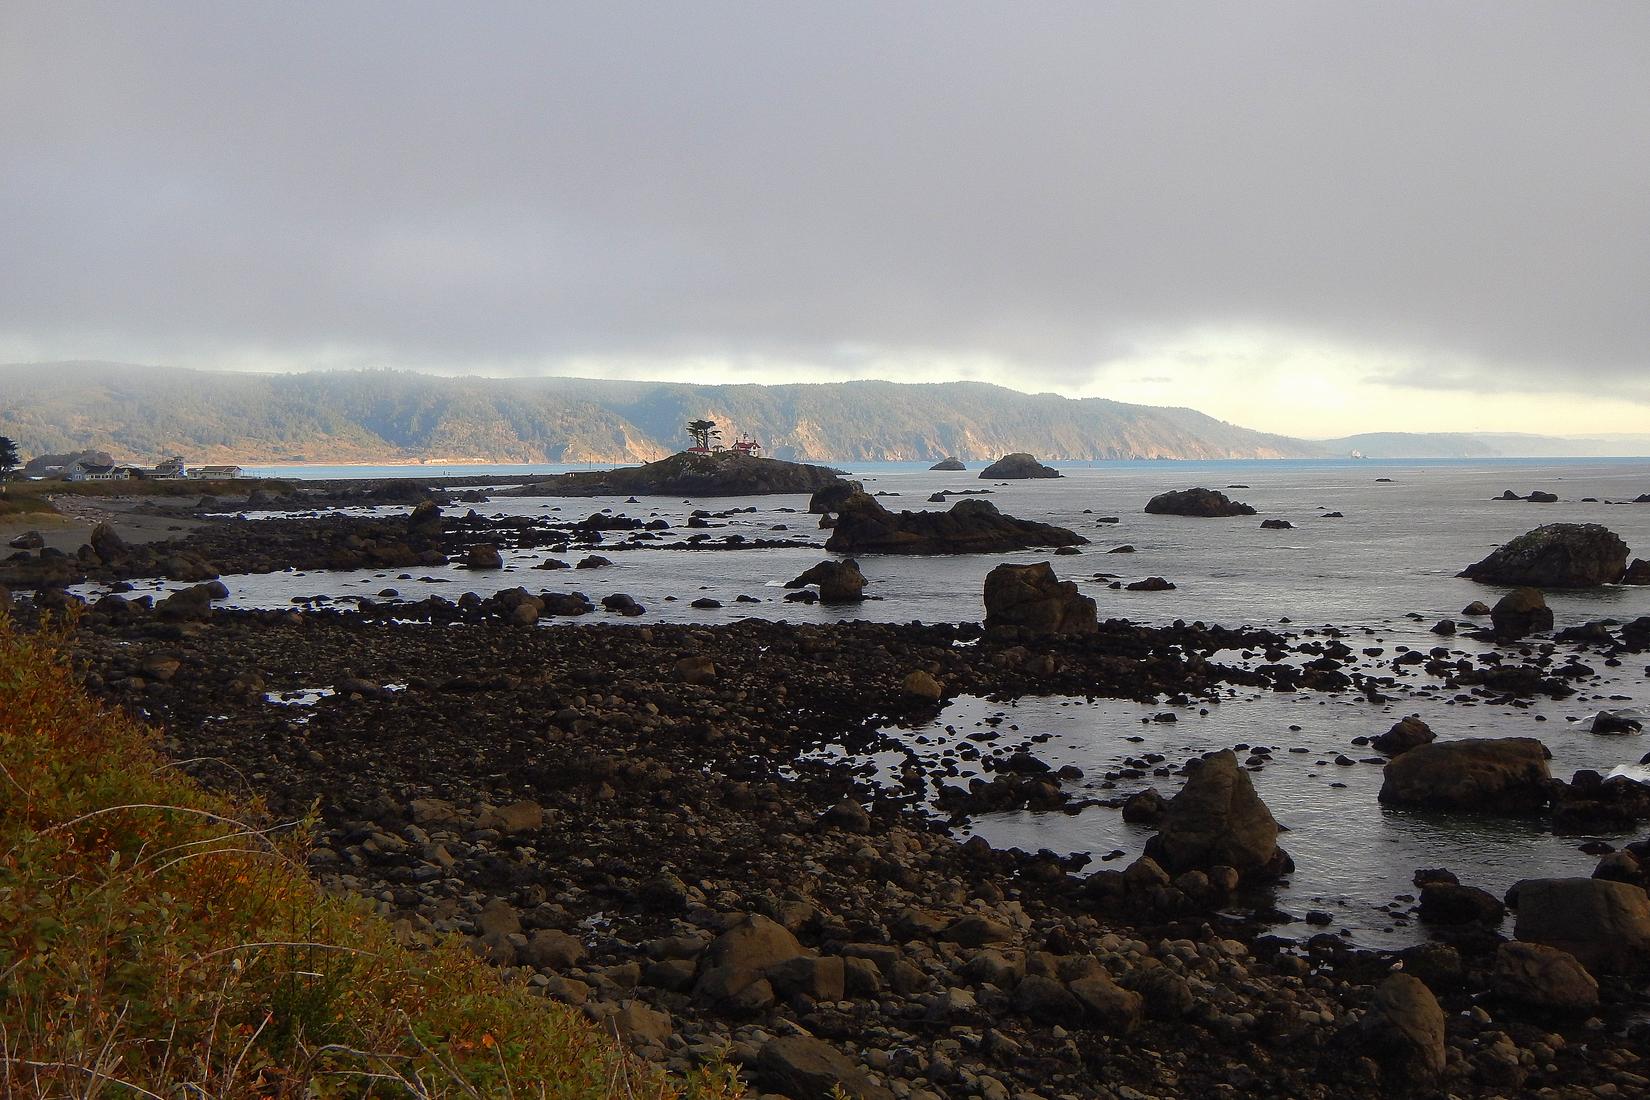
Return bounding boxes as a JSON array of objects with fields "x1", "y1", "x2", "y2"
[
  {"x1": 510, "y1": 451, "x2": 849, "y2": 498},
  {"x1": 1144, "y1": 488, "x2": 1257, "y2": 517},
  {"x1": 813, "y1": 485, "x2": 1087, "y2": 554},
  {"x1": 1460, "y1": 523, "x2": 1632, "y2": 587},
  {"x1": 978, "y1": 453, "x2": 1060, "y2": 479}
]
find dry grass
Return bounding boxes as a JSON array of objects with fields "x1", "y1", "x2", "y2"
[{"x1": 0, "y1": 614, "x2": 742, "y2": 1099}]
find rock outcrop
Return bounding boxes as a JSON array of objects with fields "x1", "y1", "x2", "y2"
[
  {"x1": 511, "y1": 451, "x2": 847, "y2": 499},
  {"x1": 785, "y1": 559, "x2": 868, "y2": 603},
  {"x1": 816, "y1": 488, "x2": 1086, "y2": 555},
  {"x1": 1460, "y1": 523, "x2": 1631, "y2": 587},
  {"x1": 1378, "y1": 737, "x2": 1552, "y2": 813},
  {"x1": 982, "y1": 562, "x2": 1097, "y2": 636},
  {"x1": 1359, "y1": 974, "x2": 1446, "y2": 1086},
  {"x1": 1144, "y1": 488, "x2": 1257, "y2": 517},
  {"x1": 928, "y1": 456, "x2": 966, "y2": 471},
  {"x1": 1143, "y1": 750, "x2": 1289, "y2": 881},
  {"x1": 1511, "y1": 878, "x2": 1650, "y2": 974},
  {"x1": 978, "y1": 453, "x2": 1060, "y2": 479}
]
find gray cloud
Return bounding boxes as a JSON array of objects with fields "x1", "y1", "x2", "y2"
[{"x1": 2, "y1": 2, "x2": 1647, "y2": 394}]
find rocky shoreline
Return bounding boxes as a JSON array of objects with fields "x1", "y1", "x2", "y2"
[{"x1": 18, "y1": 589, "x2": 1645, "y2": 1099}]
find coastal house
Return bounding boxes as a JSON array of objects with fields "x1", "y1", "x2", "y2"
[
  {"x1": 67, "y1": 461, "x2": 137, "y2": 482},
  {"x1": 189, "y1": 465, "x2": 243, "y2": 480},
  {"x1": 154, "y1": 456, "x2": 187, "y2": 478}
]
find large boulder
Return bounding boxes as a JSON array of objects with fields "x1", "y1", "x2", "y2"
[
  {"x1": 1359, "y1": 974, "x2": 1446, "y2": 1086},
  {"x1": 785, "y1": 559, "x2": 867, "y2": 603},
  {"x1": 1491, "y1": 587, "x2": 1554, "y2": 641},
  {"x1": 1144, "y1": 488, "x2": 1256, "y2": 517},
  {"x1": 983, "y1": 561, "x2": 1097, "y2": 637},
  {"x1": 1378, "y1": 737, "x2": 1551, "y2": 813},
  {"x1": 88, "y1": 522, "x2": 129, "y2": 563},
  {"x1": 755, "y1": 1036, "x2": 892, "y2": 1100},
  {"x1": 8, "y1": 530, "x2": 44, "y2": 550},
  {"x1": 821, "y1": 492, "x2": 1085, "y2": 555},
  {"x1": 1490, "y1": 942, "x2": 1599, "y2": 1013},
  {"x1": 694, "y1": 914, "x2": 808, "y2": 1008},
  {"x1": 1143, "y1": 749, "x2": 1287, "y2": 880},
  {"x1": 979, "y1": 453, "x2": 1060, "y2": 479},
  {"x1": 1511, "y1": 878, "x2": 1650, "y2": 974},
  {"x1": 1460, "y1": 523, "x2": 1631, "y2": 587},
  {"x1": 464, "y1": 544, "x2": 503, "y2": 570},
  {"x1": 1623, "y1": 558, "x2": 1650, "y2": 585},
  {"x1": 929, "y1": 456, "x2": 966, "y2": 471}
]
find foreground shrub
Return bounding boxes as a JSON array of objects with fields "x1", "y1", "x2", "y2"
[{"x1": 0, "y1": 615, "x2": 739, "y2": 1099}]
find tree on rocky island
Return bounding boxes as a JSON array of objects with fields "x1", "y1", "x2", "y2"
[{"x1": 685, "y1": 419, "x2": 721, "y2": 451}]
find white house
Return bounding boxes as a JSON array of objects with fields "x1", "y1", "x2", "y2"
[{"x1": 189, "y1": 465, "x2": 243, "y2": 480}]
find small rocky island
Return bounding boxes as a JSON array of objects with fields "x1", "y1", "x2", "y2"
[
  {"x1": 1460, "y1": 523, "x2": 1632, "y2": 587},
  {"x1": 979, "y1": 452, "x2": 1061, "y2": 479},
  {"x1": 929, "y1": 456, "x2": 966, "y2": 471},
  {"x1": 812, "y1": 483, "x2": 1086, "y2": 554},
  {"x1": 1144, "y1": 487, "x2": 1258, "y2": 517},
  {"x1": 509, "y1": 450, "x2": 848, "y2": 498}
]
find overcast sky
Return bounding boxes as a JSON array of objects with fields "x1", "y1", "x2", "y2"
[{"x1": 3, "y1": 2, "x2": 1647, "y2": 436}]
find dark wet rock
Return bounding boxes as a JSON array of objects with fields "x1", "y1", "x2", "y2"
[
  {"x1": 1527, "y1": 490, "x2": 1559, "y2": 503},
  {"x1": 464, "y1": 544, "x2": 503, "y2": 570},
  {"x1": 1125, "y1": 576, "x2": 1175, "y2": 591},
  {"x1": 8, "y1": 530, "x2": 44, "y2": 550},
  {"x1": 978, "y1": 452, "x2": 1060, "y2": 479},
  {"x1": 1591, "y1": 710, "x2": 1644, "y2": 735},
  {"x1": 1460, "y1": 522, "x2": 1631, "y2": 588},
  {"x1": 1378, "y1": 737, "x2": 1552, "y2": 813},
  {"x1": 601, "y1": 593, "x2": 644, "y2": 616},
  {"x1": 407, "y1": 500, "x2": 445, "y2": 536},
  {"x1": 1121, "y1": 787, "x2": 1167, "y2": 823},
  {"x1": 785, "y1": 559, "x2": 868, "y2": 603},
  {"x1": 509, "y1": 451, "x2": 847, "y2": 498},
  {"x1": 673, "y1": 655, "x2": 716, "y2": 684},
  {"x1": 1418, "y1": 881, "x2": 1505, "y2": 925},
  {"x1": 1144, "y1": 488, "x2": 1256, "y2": 517},
  {"x1": 1429, "y1": 619, "x2": 1456, "y2": 636},
  {"x1": 1372, "y1": 716, "x2": 1435, "y2": 756},
  {"x1": 1623, "y1": 558, "x2": 1650, "y2": 585},
  {"x1": 1461, "y1": 601, "x2": 1491, "y2": 616},
  {"x1": 929, "y1": 456, "x2": 966, "y2": 471},
  {"x1": 1511, "y1": 877, "x2": 1650, "y2": 974},
  {"x1": 982, "y1": 561, "x2": 1097, "y2": 637},
  {"x1": 1143, "y1": 749, "x2": 1288, "y2": 881},
  {"x1": 1490, "y1": 587, "x2": 1553, "y2": 641},
  {"x1": 817, "y1": 487, "x2": 1085, "y2": 554},
  {"x1": 755, "y1": 1035, "x2": 892, "y2": 1100},
  {"x1": 1491, "y1": 941, "x2": 1599, "y2": 1013},
  {"x1": 1260, "y1": 518, "x2": 1294, "y2": 529},
  {"x1": 1106, "y1": 544, "x2": 1136, "y2": 553}
]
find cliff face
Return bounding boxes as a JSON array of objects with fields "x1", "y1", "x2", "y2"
[{"x1": 0, "y1": 361, "x2": 1319, "y2": 465}]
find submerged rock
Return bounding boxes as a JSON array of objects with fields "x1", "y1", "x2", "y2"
[
  {"x1": 982, "y1": 561, "x2": 1097, "y2": 637},
  {"x1": 1379, "y1": 737, "x2": 1551, "y2": 813},
  {"x1": 978, "y1": 452, "x2": 1060, "y2": 479},
  {"x1": 1144, "y1": 488, "x2": 1257, "y2": 517},
  {"x1": 1460, "y1": 523, "x2": 1631, "y2": 587},
  {"x1": 817, "y1": 487, "x2": 1086, "y2": 555}
]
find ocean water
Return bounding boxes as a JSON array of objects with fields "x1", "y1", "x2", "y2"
[{"x1": 91, "y1": 458, "x2": 1650, "y2": 945}]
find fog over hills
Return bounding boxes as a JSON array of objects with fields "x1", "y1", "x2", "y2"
[{"x1": 1, "y1": 362, "x2": 1644, "y2": 466}]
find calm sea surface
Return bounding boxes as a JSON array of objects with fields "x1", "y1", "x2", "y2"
[{"x1": 124, "y1": 459, "x2": 1650, "y2": 945}]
